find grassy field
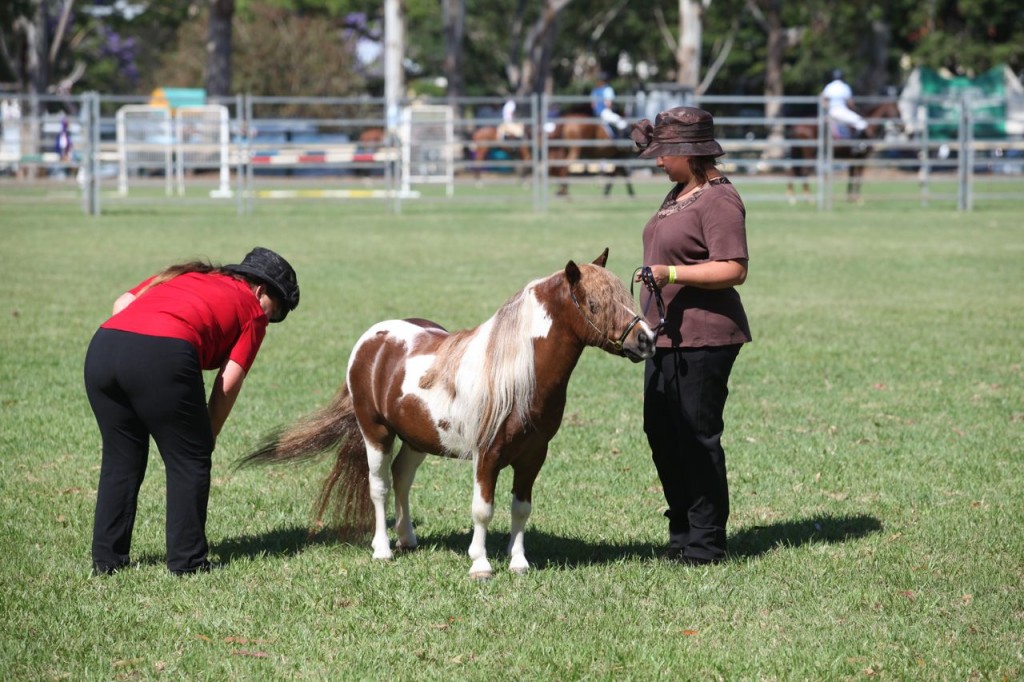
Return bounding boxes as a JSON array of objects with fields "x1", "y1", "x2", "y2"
[{"x1": 1, "y1": 190, "x2": 1022, "y2": 680}]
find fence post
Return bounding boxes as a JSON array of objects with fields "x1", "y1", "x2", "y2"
[
  {"x1": 540, "y1": 92, "x2": 549, "y2": 212},
  {"x1": 816, "y1": 100, "x2": 827, "y2": 211},
  {"x1": 957, "y1": 96, "x2": 970, "y2": 211},
  {"x1": 536, "y1": 93, "x2": 544, "y2": 209},
  {"x1": 82, "y1": 92, "x2": 101, "y2": 216}
]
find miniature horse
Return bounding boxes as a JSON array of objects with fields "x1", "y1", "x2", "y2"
[
  {"x1": 787, "y1": 101, "x2": 902, "y2": 204},
  {"x1": 240, "y1": 250, "x2": 655, "y2": 579}
]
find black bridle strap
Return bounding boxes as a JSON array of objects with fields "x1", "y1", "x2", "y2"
[
  {"x1": 631, "y1": 266, "x2": 666, "y2": 335},
  {"x1": 568, "y1": 285, "x2": 642, "y2": 352}
]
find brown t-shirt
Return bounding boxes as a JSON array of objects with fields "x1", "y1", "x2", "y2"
[{"x1": 641, "y1": 176, "x2": 752, "y2": 348}]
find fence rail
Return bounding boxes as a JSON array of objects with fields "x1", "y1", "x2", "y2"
[{"x1": 1, "y1": 91, "x2": 1021, "y2": 214}]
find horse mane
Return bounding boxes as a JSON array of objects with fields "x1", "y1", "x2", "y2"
[
  {"x1": 478, "y1": 289, "x2": 537, "y2": 449},
  {"x1": 419, "y1": 285, "x2": 539, "y2": 455}
]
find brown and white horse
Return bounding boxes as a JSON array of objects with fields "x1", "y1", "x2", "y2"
[{"x1": 240, "y1": 250, "x2": 655, "y2": 579}]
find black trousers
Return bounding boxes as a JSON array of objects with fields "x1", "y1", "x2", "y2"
[
  {"x1": 84, "y1": 328, "x2": 214, "y2": 574},
  {"x1": 643, "y1": 345, "x2": 740, "y2": 562}
]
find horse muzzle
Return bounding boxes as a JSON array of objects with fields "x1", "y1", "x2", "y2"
[{"x1": 615, "y1": 317, "x2": 656, "y2": 363}]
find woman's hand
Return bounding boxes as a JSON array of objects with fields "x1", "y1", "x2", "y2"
[{"x1": 636, "y1": 260, "x2": 747, "y2": 290}]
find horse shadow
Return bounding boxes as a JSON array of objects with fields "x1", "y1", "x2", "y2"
[
  {"x1": 188, "y1": 512, "x2": 880, "y2": 569},
  {"x1": 417, "y1": 512, "x2": 882, "y2": 568}
]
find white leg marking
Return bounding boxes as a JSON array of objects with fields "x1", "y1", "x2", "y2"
[
  {"x1": 392, "y1": 444, "x2": 426, "y2": 550},
  {"x1": 365, "y1": 442, "x2": 394, "y2": 561},
  {"x1": 507, "y1": 495, "x2": 532, "y2": 574},
  {"x1": 468, "y1": 479, "x2": 494, "y2": 579}
]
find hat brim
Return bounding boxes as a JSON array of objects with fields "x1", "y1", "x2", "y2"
[
  {"x1": 224, "y1": 264, "x2": 290, "y2": 321},
  {"x1": 638, "y1": 140, "x2": 725, "y2": 159}
]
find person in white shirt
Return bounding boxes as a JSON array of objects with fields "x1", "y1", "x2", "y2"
[
  {"x1": 821, "y1": 69, "x2": 867, "y2": 138},
  {"x1": 498, "y1": 98, "x2": 524, "y2": 139}
]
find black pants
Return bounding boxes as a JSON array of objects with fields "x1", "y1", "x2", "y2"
[
  {"x1": 644, "y1": 345, "x2": 740, "y2": 562},
  {"x1": 84, "y1": 328, "x2": 214, "y2": 574}
]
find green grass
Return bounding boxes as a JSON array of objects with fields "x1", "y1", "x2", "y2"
[{"x1": 1, "y1": 191, "x2": 1022, "y2": 680}]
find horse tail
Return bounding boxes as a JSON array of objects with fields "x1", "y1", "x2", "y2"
[{"x1": 237, "y1": 385, "x2": 373, "y2": 539}]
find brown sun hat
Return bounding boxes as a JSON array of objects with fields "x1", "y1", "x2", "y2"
[{"x1": 630, "y1": 106, "x2": 725, "y2": 159}]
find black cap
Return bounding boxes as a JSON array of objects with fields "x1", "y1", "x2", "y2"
[{"x1": 225, "y1": 247, "x2": 299, "y2": 322}]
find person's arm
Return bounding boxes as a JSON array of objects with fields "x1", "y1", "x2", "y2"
[
  {"x1": 208, "y1": 359, "x2": 247, "y2": 440},
  {"x1": 644, "y1": 259, "x2": 748, "y2": 290},
  {"x1": 112, "y1": 292, "x2": 136, "y2": 315}
]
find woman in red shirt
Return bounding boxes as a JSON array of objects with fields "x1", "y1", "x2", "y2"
[
  {"x1": 84, "y1": 247, "x2": 299, "y2": 576},
  {"x1": 630, "y1": 108, "x2": 751, "y2": 566}
]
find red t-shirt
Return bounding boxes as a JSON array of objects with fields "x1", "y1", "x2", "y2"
[{"x1": 101, "y1": 272, "x2": 268, "y2": 372}]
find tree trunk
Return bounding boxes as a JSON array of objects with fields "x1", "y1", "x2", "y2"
[
  {"x1": 676, "y1": 0, "x2": 701, "y2": 89},
  {"x1": 748, "y1": 0, "x2": 798, "y2": 159},
  {"x1": 443, "y1": 0, "x2": 465, "y2": 103},
  {"x1": 862, "y1": 18, "x2": 891, "y2": 97},
  {"x1": 205, "y1": 0, "x2": 234, "y2": 97},
  {"x1": 505, "y1": 0, "x2": 529, "y2": 92},
  {"x1": 518, "y1": 0, "x2": 572, "y2": 97}
]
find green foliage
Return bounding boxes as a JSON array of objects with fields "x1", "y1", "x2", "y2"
[
  {"x1": 0, "y1": 195, "x2": 1022, "y2": 679},
  {"x1": 153, "y1": 3, "x2": 366, "y2": 98}
]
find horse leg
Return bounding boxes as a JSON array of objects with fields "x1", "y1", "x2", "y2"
[
  {"x1": 468, "y1": 457, "x2": 499, "y2": 580},
  {"x1": 363, "y1": 427, "x2": 397, "y2": 560},
  {"x1": 848, "y1": 166, "x2": 864, "y2": 203},
  {"x1": 623, "y1": 168, "x2": 635, "y2": 197},
  {"x1": 391, "y1": 443, "x2": 427, "y2": 551},
  {"x1": 507, "y1": 447, "x2": 547, "y2": 574}
]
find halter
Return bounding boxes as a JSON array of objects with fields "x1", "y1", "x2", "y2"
[
  {"x1": 631, "y1": 266, "x2": 666, "y2": 336},
  {"x1": 568, "y1": 283, "x2": 644, "y2": 353}
]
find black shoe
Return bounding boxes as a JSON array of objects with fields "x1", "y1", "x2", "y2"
[
  {"x1": 660, "y1": 547, "x2": 686, "y2": 561},
  {"x1": 91, "y1": 562, "x2": 128, "y2": 577},
  {"x1": 668, "y1": 553, "x2": 723, "y2": 567},
  {"x1": 170, "y1": 560, "x2": 220, "y2": 576}
]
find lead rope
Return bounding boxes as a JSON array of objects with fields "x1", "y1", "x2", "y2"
[{"x1": 632, "y1": 266, "x2": 665, "y2": 337}]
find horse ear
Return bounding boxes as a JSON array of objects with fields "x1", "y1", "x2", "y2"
[
  {"x1": 565, "y1": 260, "x2": 582, "y2": 286},
  {"x1": 592, "y1": 248, "x2": 609, "y2": 268}
]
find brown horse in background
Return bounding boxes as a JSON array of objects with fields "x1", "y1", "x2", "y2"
[
  {"x1": 468, "y1": 125, "x2": 532, "y2": 181},
  {"x1": 787, "y1": 101, "x2": 903, "y2": 204},
  {"x1": 548, "y1": 115, "x2": 635, "y2": 197}
]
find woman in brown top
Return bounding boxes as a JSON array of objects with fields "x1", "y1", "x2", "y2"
[{"x1": 630, "y1": 107, "x2": 752, "y2": 566}]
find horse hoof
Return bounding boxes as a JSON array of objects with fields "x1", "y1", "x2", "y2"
[
  {"x1": 509, "y1": 566, "x2": 529, "y2": 576},
  {"x1": 470, "y1": 571, "x2": 493, "y2": 582}
]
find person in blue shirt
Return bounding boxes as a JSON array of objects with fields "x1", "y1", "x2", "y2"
[{"x1": 591, "y1": 73, "x2": 628, "y2": 138}]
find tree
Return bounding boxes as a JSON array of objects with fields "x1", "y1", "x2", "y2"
[
  {"x1": 442, "y1": 0, "x2": 465, "y2": 101},
  {"x1": 207, "y1": 0, "x2": 235, "y2": 96}
]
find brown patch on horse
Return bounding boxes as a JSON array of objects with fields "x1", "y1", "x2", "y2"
[{"x1": 417, "y1": 328, "x2": 474, "y2": 399}]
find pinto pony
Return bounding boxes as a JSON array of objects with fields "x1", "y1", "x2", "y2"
[{"x1": 240, "y1": 250, "x2": 655, "y2": 579}]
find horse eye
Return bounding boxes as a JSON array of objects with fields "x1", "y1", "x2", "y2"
[{"x1": 589, "y1": 300, "x2": 598, "y2": 314}]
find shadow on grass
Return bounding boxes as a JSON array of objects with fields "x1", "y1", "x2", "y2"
[
  {"x1": 727, "y1": 513, "x2": 883, "y2": 559},
  {"x1": 177, "y1": 512, "x2": 880, "y2": 569},
  {"x1": 414, "y1": 512, "x2": 883, "y2": 569}
]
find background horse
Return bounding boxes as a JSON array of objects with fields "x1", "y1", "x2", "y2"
[
  {"x1": 239, "y1": 249, "x2": 655, "y2": 580},
  {"x1": 469, "y1": 125, "x2": 532, "y2": 181},
  {"x1": 787, "y1": 101, "x2": 903, "y2": 204},
  {"x1": 548, "y1": 114, "x2": 635, "y2": 197}
]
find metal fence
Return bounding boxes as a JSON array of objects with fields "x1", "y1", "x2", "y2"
[{"x1": 1, "y1": 91, "x2": 1021, "y2": 214}]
